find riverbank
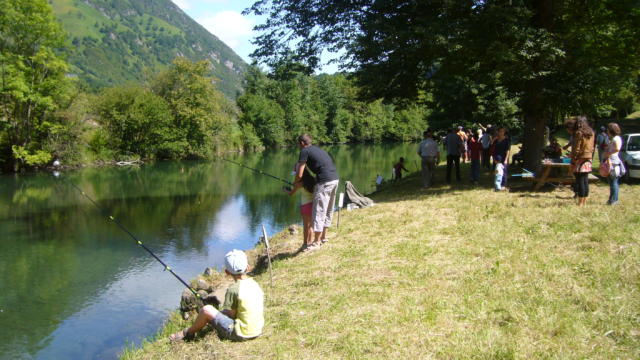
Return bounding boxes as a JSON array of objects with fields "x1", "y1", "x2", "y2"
[{"x1": 121, "y1": 170, "x2": 639, "y2": 359}]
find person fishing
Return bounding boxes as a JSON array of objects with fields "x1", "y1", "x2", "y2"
[
  {"x1": 286, "y1": 163, "x2": 316, "y2": 251},
  {"x1": 295, "y1": 134, "x2": 339, "y2": 251},
  {"x1": 169, "y1": 250, "x2": 264, "y2": 342}
]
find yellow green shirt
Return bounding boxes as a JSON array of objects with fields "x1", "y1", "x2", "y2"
[
  {"x1": 223, "y1": 278, "x2": 264, "y2": 338},
  {"x1": 300, "y1": 187, "x2": 313, "y2": 205}
]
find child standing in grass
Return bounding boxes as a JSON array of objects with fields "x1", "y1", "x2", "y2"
[
  {"x1": 393, "y1": 157, "x2": 409, "y2": 180},
  {"x1": 288, "y1": 164, "x2": 317, "y2": 251},
  {"x1": 494, "y1": 155, "x2": 505, "y2": 191},
  {"x1": 169, "y1": 250, "x2": 264, "y2": 342}
]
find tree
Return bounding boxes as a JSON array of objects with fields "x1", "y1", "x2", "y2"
[
  {"x1": 0, "y1": 0, "x2": 72, "y2": 170},
  {"x1": 237, "y1": 93, "x2": 286, "y2": 146},
  {"x1": 94, "y1": 86, "x2": 178, "y2": 159},
  {"x1": 246, "y1": 0, "x2": 640, "y2": 170},
  {"x1": 152, "y1": 58, "x2": 237, "y2": 157}
]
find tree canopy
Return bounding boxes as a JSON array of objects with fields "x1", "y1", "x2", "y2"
[
  {"x1": 246, "y1": 0, "x2": 640, "y2": 169},
  {"x1": 237, "y1": 65, "x2": 429, "y2": 147},
  {"x1": 0, "y1": 0, "x2": 76, "y2": 171}
]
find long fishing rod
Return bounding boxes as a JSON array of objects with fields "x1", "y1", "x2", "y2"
[
  {"x1": 56, "y1": 173, "x2": 200, "y2": 298},
  {"x1": 221, "y1": 158, "x2": 293, "y2": 186}
]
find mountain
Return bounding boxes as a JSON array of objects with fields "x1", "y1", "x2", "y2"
[{"x1": 49, "y1": 0, "x2": 247, "y2": 97}]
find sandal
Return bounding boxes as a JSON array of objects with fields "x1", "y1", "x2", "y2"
[
  {"x1": 302, "y1": 244, "x2": 320, "y2": 252},
  {"x1": 169, "y1": 329, "x2": 193, "y2": 342}
]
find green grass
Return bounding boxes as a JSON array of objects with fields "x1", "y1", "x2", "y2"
[
  {"x1": 51, "y1": 0, "x2": 107, "y2": 39},
  {"x1": 620, "y1": 112, "x2": 640, "y2": 133},
  {"x1": 626, "y1": 111, "x2": 640, "y2": 121},
  {"x1": 121, "y1": 168, "x2": 640, "y2": 360}
]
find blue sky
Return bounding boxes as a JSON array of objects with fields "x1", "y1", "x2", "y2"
[{"x1": 170, "y1": 0, "x2": 338, "y2": 73}]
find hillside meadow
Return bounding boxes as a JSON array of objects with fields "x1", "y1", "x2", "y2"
[{"x1": 122, "y1": 165, "x2": 640, "y2": 360}]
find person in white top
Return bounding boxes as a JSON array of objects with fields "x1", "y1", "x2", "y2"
[
  {"x1": 417, "y1": 129, "x2": 440, "y2": 188},
  {"x1": 602, "y1": 122, "x2": 623, "y2": 205},
  {"x1": 479, "y1": 127, "x2": 492, "y2": 169},
  {"x1": 494, "y1": 155, "x2": 506, "y2": 191}
]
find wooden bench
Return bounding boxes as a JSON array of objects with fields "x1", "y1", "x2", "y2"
[{"x1": 523, "y1": 162, "x2": 600, "y2": 191}]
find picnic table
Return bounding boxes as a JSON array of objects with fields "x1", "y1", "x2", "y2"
[{"x1": 526, "y1": 161, "x2": 598, "y2": 191}]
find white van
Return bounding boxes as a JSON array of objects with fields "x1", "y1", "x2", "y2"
[{"x1": 620, "y1": 133, "x2": 640, "y2": 180}]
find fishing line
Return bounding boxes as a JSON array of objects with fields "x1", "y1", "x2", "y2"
[
  {"x1": 221, "y1": 158, "x2": 293, "y2": 186},
  {"x1": 55, "y1": 173, "x2": 200, "y2": 298}
]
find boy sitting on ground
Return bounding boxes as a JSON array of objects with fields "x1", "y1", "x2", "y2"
[{"x1": 169, "y1": 249, "x2": 264, "y2": 342}]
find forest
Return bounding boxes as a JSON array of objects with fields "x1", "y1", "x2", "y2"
[{"x1": 1, "y1": 0, "x2": 639, "y2": 172}]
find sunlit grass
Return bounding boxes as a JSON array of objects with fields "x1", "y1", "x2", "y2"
[{"x1": 122, "y1": 168, "x2": 640, "y2": 360}]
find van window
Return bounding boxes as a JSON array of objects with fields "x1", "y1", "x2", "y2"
[{"x1": 627, "y1": 135, "x2": 640, "y2": 151}]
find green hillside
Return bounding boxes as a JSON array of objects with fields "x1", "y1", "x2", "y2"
[{"x1": 49, "y1": 0, "x2": 247, "y2": 97}]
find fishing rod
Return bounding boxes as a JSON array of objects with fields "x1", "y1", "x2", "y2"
[
  {"x1": 221, "y1": 158, "x2": 293, "y2": 186},
  {"x1": 55, "y1": 173, "x2": 200, "y2": 298}
]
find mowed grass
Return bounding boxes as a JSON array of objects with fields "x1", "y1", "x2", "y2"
[{"x1": 122, "y1": 167, "x2": 640, "y2": 360}]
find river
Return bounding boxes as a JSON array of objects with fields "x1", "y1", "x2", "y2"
[{"x1": 0, "y1": 143, "x2": 418, "y2": 359}]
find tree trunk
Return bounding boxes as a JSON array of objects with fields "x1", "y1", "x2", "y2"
[
  {"x1": 522, "y1": 111, "x2": 546, "y2": 172},
  {"x1": 521, "y1": 0, "x2": 554, "y2": 173}
]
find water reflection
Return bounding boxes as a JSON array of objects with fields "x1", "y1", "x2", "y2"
[{"x1": 0, "y1": 143, "x2": 416, "y2": 359}]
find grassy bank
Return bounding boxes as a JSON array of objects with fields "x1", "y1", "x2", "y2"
[{"x1": 122, "y1": 168, "x2": 639, "y2": 359}]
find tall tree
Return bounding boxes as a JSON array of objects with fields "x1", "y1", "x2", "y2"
[
  {"x1": 152, "y1": 58, "x2": 237, "y2": 157},
  {"x1": 246, "y1": 0, "x2": 640, "y2": 170},
  {"x1": 94, "y1": 86, "x2": 176, "y2": 159},
  {"x1": 0, "y1": 0, "x2": 72, "y2": 170}
]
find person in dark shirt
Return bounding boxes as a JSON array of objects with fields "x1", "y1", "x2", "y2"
[
  {"x1": 491, "y1": 126, "x2": 511, "y2": 188},
  {"x1": 444, "y1": 128, "x2": 462, "y2": 182},
  {"x1": 295, "y1": 134, "x2": 339, "y2": 251}
]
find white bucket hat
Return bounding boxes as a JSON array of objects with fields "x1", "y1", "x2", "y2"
[{"x1": 224, "y1": 249, "x2": 248, "y2": 275}]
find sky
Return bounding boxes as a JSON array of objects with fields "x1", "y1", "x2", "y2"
[{"x1": 170, "y1": 0, "x2": 338, "y2": 73}]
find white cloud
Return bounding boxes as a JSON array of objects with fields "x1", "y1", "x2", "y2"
[
  {"x1": 171, "y1": 0, "x2": 190, "y2": 10},
  {"x1": 173, "y1": 0, "x2": 232, "y2": 11},
  {"x1": 196, "y1": 10, "x2": 254, "y2": 50}
]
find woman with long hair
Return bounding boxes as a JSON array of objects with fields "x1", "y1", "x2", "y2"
[{"x1": 570, "y1": 116, "x2": 595, "y2": 206}]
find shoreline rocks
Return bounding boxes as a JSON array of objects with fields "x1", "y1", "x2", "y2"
[{"x1": 179, "y1": 269, "x2": 228, "y2": 320}]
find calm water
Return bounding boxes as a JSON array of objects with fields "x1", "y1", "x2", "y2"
[{"x1": 0, "y1": 143, "x2": 417, "y2": 359}]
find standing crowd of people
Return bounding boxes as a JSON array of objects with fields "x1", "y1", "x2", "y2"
[
  {"x1": 415, "y1": 119, "x2": 625, "y2": 203},
  {"x1": 417, "y1": 124, "x2": 510, "y2": 191}
]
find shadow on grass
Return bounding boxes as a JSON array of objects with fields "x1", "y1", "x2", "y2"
[
  {"x1": 362, "y1": 161, "x2": 634, "y2": 205},
  {"x1": 367, "y1": 164, "x2": 528, "y2": 203},
  {"x1": 250, "y1": 249, "x2": 300, "y2": 277}
]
